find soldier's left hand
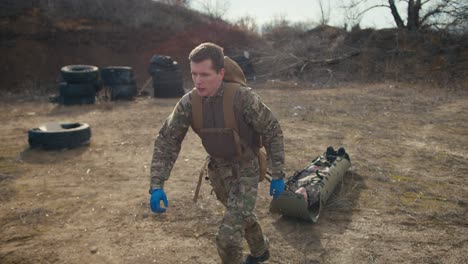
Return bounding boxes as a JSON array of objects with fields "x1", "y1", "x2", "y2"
[
  {"x1": 150, "y1": 188, "x2": 169, "y2": 213},
  {"x1": 270, "y1": 178, "x2": 285, "y2": 199}
]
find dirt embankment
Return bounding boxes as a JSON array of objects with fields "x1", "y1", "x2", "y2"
[
  {"x1": 256, "y1": 25, "x2": 468, "y2": 88},
  {"x1": 0, "y1": 3, "x2": 260, "y2": 93},
  {"x1": 2, "y1": 1, "x2": 466, "y2": 95}
]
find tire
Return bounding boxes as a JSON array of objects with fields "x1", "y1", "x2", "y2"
[
  {"x1": 153, "y1": 69, "x2": 184, "y2": 98},
  {"x1": 61, "y1": 95, "x2": 96, "y2": 106},
  {"x1": 59, "y1": 82, "x2": 97, "y2": 97},
  {"x1": 61, "y1": 65, "x2": 99, "y2": 84},
  {"x1": 232, "y1": 56, "x2": 255, "y2": 80},
  {"x1": 153, "y1": 81, "x2": 184, "y2": 98},
  {"x1": 154, "y1": 69, "x2": 182, "y2": 82},
  {"x1": 149, "y1": 55, "x2": 176, "y2": 75},
  {"x1": 110, "y1": 84, "x2": 137, "y2": 100},
  {"x1": 28, "y1": 122, "x2": 91, "y2": 150},
  {"x1": 101, "y1": 66, "x2": 135, "y2": 85}
]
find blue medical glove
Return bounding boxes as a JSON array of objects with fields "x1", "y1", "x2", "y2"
[
  {"x1": 270, "y1": 178, "x2": 285, "y2": 199},
  {"x1": 150, "y1": 189, "x2": 168, "y2": 213}
]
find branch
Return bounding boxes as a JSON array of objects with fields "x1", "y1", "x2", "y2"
[
  {"x1": 254, "y1": 51, "x2": 361, "y2": 78},
  {"x1": 415, "y1": 0, "x2": 422, "y2": 10},
  {"x1": 356, "y1": 4, "x2": 389, "y2": 18},
  {"x1": 420, "y1": 3, "x2": 449, "y2": 25},
  {"x1": 389, "y1": 0, "x2": 405, "y2": 28},
  {"x1": 421, "y1": 0, "x2": 432, "y2": 5},
  {"x1": 302, "y1": 50, "x2": 361, "y2": 66}
]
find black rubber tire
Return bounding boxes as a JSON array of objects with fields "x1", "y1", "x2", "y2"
[
  {"x1": 61, "y1": 95, "x2": 96, "y2": 106},
  {"x1": 153, "y1": 69, "x2": 184, "y2": 98},
  {"x1": 59, "y1": 82, "x2": 97, "y2": 97},
  {"x1": 151, "y1": 55, "x2": 174, "y2": 66},
  {"x1": 232, "y1": 56, "x2": 255, "y2": 80},
  {"x1": 101, "y1": 66, "x2": 135, "y2": 85},
  {"x1": 153, "y1": 81, "x2": 184, "y2": 98},
  {"x1": 148, "y1": 55, "x2": 177, "y2": 75},
  {"x1": 110, "y1": 84, "x2": 138, "y2": 101},
  {"x1": 61, "y1": 65, "x2": 99, "y2": 84},
  {"x1": 28, "y1": 123, "x2": 91, "y2": 150}
]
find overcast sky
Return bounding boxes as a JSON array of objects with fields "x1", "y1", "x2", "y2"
[{"x1": 191, "y1": 0, "x2": 407, "y2": 29}]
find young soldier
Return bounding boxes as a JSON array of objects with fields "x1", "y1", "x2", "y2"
[{"x1": 149, "y1": 42, "x2": 285, "y2": 264}]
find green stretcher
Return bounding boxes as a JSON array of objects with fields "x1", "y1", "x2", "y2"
[{"x1": 270, "y1": 147, "x2": 351, "y2": 222}]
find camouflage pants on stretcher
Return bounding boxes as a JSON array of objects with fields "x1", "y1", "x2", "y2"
[{"x1": 208, "y1": 154, "x2": 269, "y2": 264}]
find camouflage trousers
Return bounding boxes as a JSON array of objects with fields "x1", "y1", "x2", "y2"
[{"x1": 208, "y1": 154, "x2": 269, "y2": 264}]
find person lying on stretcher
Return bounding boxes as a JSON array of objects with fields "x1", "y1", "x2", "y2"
[{"x1": 285, "y1": 146, "x2": 350, "y2": 208}]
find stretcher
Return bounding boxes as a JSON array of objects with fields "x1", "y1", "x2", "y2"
[{"x1": 269, "y1": 146, "x2": 351, "y2": 222}]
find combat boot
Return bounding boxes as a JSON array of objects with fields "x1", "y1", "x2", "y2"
[{"x1": 243, "y1": 250, "x2": 270, "y2": 264}]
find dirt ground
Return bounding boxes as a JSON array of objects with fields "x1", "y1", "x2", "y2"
[{"x1": 0, "y1": 82, "x2": 467, "y2": 264}]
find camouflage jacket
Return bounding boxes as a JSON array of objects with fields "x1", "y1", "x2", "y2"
[{"x1": 150, "y1": 83, "x2": 285, "y2": 190}]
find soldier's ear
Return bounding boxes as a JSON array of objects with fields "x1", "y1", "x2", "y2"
[{"x1": 218, "y1": 68, "x2": 225, "y2": 78}]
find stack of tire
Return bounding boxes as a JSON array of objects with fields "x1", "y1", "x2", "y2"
[
  {"x1": 59, "y1": 65, "x2": 100, "y2": 105},
  {"x1": 232, "y1": 54, "x2": 255, "y2": 81},
  {"x1": 101, "y1": 66, "x2": 138, "y2": 101},
  {"x1": 149, "y1": 55, "x2": 184, "y2": 98}
]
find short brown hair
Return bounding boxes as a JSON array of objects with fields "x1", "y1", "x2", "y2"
[{"x1": 188, "y1": 42, "x2": 224, "y2": 72}]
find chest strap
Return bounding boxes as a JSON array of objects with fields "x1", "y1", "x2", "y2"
[{"x1": 191, "y1": 83, "x2": 241, "y2": 135}]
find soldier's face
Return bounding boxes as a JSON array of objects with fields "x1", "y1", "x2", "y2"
[{"x1": 191, "y1": 59, "x2": 225, "y2": 97}]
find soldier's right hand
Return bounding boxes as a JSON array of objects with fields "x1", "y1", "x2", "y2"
[{"x1": 150, "y1": 189, "x2": 169, "y2": 213}]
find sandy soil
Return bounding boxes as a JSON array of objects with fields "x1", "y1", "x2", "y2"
[{"x1": 1, "y1": 82, "x2": 467, "y2": 264}]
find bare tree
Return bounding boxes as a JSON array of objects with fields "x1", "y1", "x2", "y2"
[
  {"x1": 234, "y1": 15, "x2": 259, "y2": 34},
  {"x1": 261, "y1": 14, "x2": 291, "y2": 35},
  {"x1": 340, "y1": 0, "x2": 364, "y2": 30},
  {"x1": 317, "y1": 0, "x2": 331, "y2": 26},
  {"x1": 427, "y1": 0, "x2": 468, "y2": 33},
  {"x1": 344, "y1": 0, "x2": 468, "y2": 31},
  {"x1": 196, "y1": 0, "x2": 230, "y2": 19}
]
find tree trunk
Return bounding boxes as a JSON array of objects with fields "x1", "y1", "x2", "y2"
[
  {"x1": 407, "y1": 0, "x2": 422, "y2": 31},
  {"x1": 388, "y1": 0, "x2": 405, "y2": 28}
]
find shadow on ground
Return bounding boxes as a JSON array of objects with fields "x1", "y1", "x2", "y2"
[
  {"x1": 19, "y1": 145, "x2": 89, "y2": 164},
  {"x1": 271, "y1": 170, "x2": 366, "y2": 263}
]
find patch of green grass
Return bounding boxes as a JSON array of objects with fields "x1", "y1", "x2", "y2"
[{"x1": 391, "y1": 175, "x2": 413, "y2": 182}]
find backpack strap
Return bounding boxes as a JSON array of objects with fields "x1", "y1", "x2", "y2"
[
  {"x1": 191, "y1": 88, "x2": 203, "y2": 135},
  {"x1": 223, "y1": 82, "x2": 241, "y2": 133}
]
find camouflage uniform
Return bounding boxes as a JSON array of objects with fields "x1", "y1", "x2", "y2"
[{"x1": 150, "y1": 84, "x2": 285, "y2": 264}]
